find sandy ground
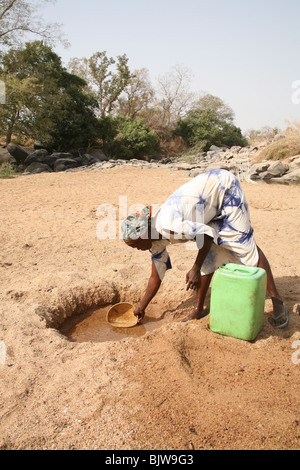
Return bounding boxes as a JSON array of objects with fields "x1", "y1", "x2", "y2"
[{"x1": 0, "y1": 167, "x2": 299, "y2": 450}]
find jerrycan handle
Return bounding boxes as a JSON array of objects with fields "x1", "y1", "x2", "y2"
[{"x1": 219, "y1": 264, "x2": 259, "y2": 276}]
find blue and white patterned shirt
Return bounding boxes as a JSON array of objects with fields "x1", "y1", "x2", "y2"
[{"x1": 150, "y1": 169, "x2": 259, "y2": 280}]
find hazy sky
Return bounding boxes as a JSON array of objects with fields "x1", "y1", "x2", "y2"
[{"x1": 42, "y1": 0, "x2": 300, "y2": 133}]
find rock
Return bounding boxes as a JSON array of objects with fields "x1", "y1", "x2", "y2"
[
  {"x1": 289, "y1": 154, "x2": 300, "y2": 163},
  {"x1": 24, "y1": 150, "x2": 63, "y2": 170},
  {"x1": 0, "y1": 147, "x2": 15, "y2": 164},
  {"x1": 289, "y1": 157, "x2": 300, "y2": 169},
  {"x1": 51, "y1": 152, "x2": 73, "y2": 160},
  {"x1": 72, "y1": 156, "x2": 84, "y2": 166},
  {"x1": 189, "y1": 168, "x2": 205, "y2": 178},
  {"x1": 206, "y1": 150, "x2": 220, "y2": 160},
  {"x1": 54, "y1": 158, "x2": 80, "y2": 172},
  {"x1": 160, "y1": 158, "x2": 172, "y2": 164},
  {"x1": 25, "y1": 162, "x2": 53, "y2": 174},
  {"x1": 256, "y1": 160, "x2": 289, "y2": 180},
  {"x1": 171, "y1": 162, "x2": 196, "y2": 171},
  {"x1": 224, "y1": 154, "x2": 234, "y2": 160},
  {"x1": 82, "y1": 154, "x2": 99, "y2": 166},
  {"x1": 24, "y1": 149, "x2": 48, "y2": 164},
  {"x1": 249, "y1": 162, "x2": 270, "y2": 177},
  {"x1": 230, "y1": 146, "x2": 242, "y2": 153},
  {"x1": 33, "y1": 141, "x2": 46, "y2": 150},
  {"x1": 206, "y1": 162, "x2": 230, "y2": 171},
  {"x1": 87, "y1": 148, "x2": 108, "y2": 162},
  {"x1": 280, "y1": 168, "x2": 300, "y2": 182},
  {"x1": 267, "y1": 160, "x2": 289, "y2": 178},
  {"x1": 268, "y1": 159, "x2": 289, "y2": 173},
  {"x1": 257, "y1": 171, "x2": 271, "y2": 180},
  {"x1": 6, "y1": 143, "x2": 30, "y2": 164}
]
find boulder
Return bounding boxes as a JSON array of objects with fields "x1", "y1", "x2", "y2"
[
  {"x1": 24, "y1": 150, "x2": 64, "y2": 170},
  {"x1": 160, "y1": 158, "x2": 172, "y2": 164},
  {"x1": 24, "y1": 149, "x2": 49, "y2": 164},
  {"x1": 87, "y1": 148, "x2": 108, "y2": 162},
  {"x1": 82, "y1": 154, "x2": 98, "y2": 166},
  {"x1": 280, "y1": 168, "x2": 300, "y2": 182},
  {"x1": 209, "y1": 145, "x2": 221, "y2": 152},
  {"x1": 6, "y1": 143, "x2": 30, "y2": 164},
  {"x1": 206, "y1": 150, "x2": 220, "y2": 160},
  {"x1": 249, "y1": 162, "x2": 270, "y2": 178},
  {"x1": 25, "y1": 162, "x2": 53, "y2": 174},
  {"x1": 72, "y1": 156, "x2": 84, "y2": 166},
  {"x1": 265, "y1": 160, "x2": 289, "y2": 178},
  {"x1": 51, "y1": 152, "x2": 73, "y2": 161},
  {"x1": 0, "y1": 147, "x2": 15, "y2": 164},
  {"x1": 54, "y1": 158, "x2": 80, "y2": 172}
]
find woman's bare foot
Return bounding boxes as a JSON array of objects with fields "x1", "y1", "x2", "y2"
[{"x1": 181, "y1": 306, "x2": 209, "y2": 323}]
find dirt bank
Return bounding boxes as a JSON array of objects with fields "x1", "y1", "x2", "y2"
[{"x1": 0, "y1": 168, "x2": 299, "y2": 450}]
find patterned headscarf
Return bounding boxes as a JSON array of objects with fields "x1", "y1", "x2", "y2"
[{"x1": 121, "y1": 206, "x2": 152, "y2": 242}]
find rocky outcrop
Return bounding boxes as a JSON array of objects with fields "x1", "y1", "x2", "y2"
[
  {"x1": 4, "y1": 142, "x2": 300, "y2": 184},
  {"x1": 5, "y1": 144, "x2": 109, "y2": 174}
]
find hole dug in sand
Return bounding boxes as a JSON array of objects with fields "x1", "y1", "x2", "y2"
[{"x1": 36, "y1": 282, "x2": 169, "y2": 344}]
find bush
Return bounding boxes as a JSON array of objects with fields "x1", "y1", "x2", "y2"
[
  {"x1": 102, "y1": 116, "x2": 160, "y2": 159},
  {"x1": 0, "y1": 162, "x2": 16, "y2": 178}
]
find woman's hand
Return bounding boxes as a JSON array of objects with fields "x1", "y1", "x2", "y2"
[
  {"x1": 186, "y1": 266, "x2": 201, "y2": 291},
  {"x1": 134, "y1": 305, "x2": 146, "y2": 324}
]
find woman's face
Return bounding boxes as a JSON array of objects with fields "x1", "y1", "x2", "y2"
[{"x1": 125, "y1": 238, "x2": 152, "y2": 251}]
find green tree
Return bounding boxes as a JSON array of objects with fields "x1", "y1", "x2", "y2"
[
  {"x1": 68, "y1": 51, "x2": 133, "y2": 118},
  {"x1": 0, "y1": 41, "x2": 99, "y2": 150},
  {"x1": 174, "y1": 94, "x2": 248, "y2": 151},
  {"x1": 0, "y1": 72, "x2": 41, "y2": 144}
]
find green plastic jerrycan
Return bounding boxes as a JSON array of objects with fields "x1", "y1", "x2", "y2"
[{"x1": 210, "y1": 263, "x2": 267, "y2": 341}]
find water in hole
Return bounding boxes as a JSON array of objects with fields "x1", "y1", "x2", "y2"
[{"x1": 61, "y1": 304, "x2": 166, "y2": 343}]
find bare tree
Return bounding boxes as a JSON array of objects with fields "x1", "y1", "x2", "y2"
[
  {"x1": 0, "y1": 0, "x2": 68, "y2": 47},
  {"x1": 116, "y1": 68, "x2": 154, "y2": 119},
  {"x1": 156, "y1": 64, "x2": 195, "y2": 128}
]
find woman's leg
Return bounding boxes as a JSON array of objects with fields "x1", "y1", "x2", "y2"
[
  {"x1": 257, "y1": 246, "x2": 289, "y2": 328},
  {"x1": 182, "y1": 273, "x2": 214, "y2": 322}
]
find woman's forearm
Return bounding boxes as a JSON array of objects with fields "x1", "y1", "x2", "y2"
[
  {"x1": 137, "y1": 260, "x2": 162, "y2": 312},
  {"x1": 139, "y1": 276, "x2": 161, "y2": 311},
  {"x1": 193, "y1": 235, "x2": 213, "y2": 269}
]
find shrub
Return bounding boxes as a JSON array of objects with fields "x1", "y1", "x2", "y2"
[
  {"x1": 102, "y1": 116, "x2": 160, "y2": 159},
  {"x1": 0, "y1": 162, "x2": 16, "y2": 178}
]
